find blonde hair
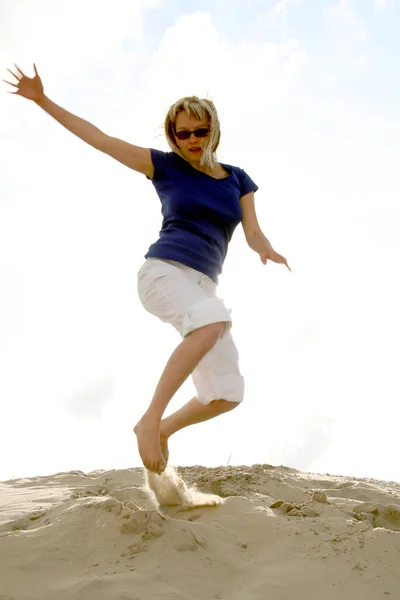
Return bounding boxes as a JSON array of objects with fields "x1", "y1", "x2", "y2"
[{"x1": 164, "y1": 96, "x2": 221, "y2": 169}]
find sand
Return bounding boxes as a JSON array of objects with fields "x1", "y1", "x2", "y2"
[{"x1": 1, "y1": 463, "x2": 399, "y2": 599}]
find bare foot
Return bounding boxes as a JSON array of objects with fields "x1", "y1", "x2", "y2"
[
  {"x1": 133, "y1": 417, "x2": 166, "y2": 473},
  {"x1": 160, "y1": 431, "x2": 169, "y2": 465}
]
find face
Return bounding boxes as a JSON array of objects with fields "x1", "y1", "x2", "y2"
[{"x1": 173, "y1": 110, "x2": 210, "y2": 164}]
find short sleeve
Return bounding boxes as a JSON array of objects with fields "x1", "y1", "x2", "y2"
[
  {"x1": 236, "y1": 168, "x2": 259, "y2": 197},
  {"x1": 149, "y1": 148, "x2": 176, "y2": 180}
]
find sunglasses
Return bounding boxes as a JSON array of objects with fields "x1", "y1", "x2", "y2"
[{"x1": 174, "y1": 127, "x2": 209, "y2": 141}]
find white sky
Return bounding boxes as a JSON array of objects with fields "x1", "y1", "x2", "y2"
[{"x1": 1, "y1": 0, "x2": 399, "y2": 483}]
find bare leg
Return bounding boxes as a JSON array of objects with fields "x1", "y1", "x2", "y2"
[
  {"x1": 134, "y1": 322, "x2": 225, "y2": 473},
  {"x1": 160, "y1": 397, "x2": 240, "y2": 463}
]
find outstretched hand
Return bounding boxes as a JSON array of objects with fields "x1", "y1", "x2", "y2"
[{"x1": 3, "y1": 64, "x2": 44, "y2": 102}]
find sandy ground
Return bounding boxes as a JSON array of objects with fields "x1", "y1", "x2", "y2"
[{"x1": 1, "y1": 463, "x2": 399, "y2": 600}]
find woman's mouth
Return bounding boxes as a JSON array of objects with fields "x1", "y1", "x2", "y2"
[{"x1": 189, "y1": 147, "x2": 201, "y2": 154}]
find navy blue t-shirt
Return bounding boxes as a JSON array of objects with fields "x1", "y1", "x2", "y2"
[{"x1": 145, "y1": 149, "x2": 258, "y2": 283}]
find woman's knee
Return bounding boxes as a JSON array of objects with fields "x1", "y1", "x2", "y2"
[
  {"x1": 221, "y1": 399, "x2": 241, "y2": 411},
  {"x1": 210, "y1": 399, "x2": 241, "y2": 413}
]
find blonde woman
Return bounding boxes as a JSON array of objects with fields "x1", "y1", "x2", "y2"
[{"x1": 5, "y1": 64, "x2": 290, "y2": 474}]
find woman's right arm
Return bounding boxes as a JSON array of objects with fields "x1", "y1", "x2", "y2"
[
  {"x1": 5, "y1": 64, "x2": 154, "y2": 178},
  {"x1": 37, "y1": 96, "x2": 154, "y2": 177}
]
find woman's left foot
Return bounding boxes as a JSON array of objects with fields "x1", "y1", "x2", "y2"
[{"x1": 160, "y1": 430, "x2": 169, "y2": 465}]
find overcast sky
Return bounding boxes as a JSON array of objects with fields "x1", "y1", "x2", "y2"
[{"x1": 1, "y1": 0, "x2": 399, "y2": 483}]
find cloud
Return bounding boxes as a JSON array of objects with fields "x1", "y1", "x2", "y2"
[
  {"x1": 255, "y1": 0, "x2": 300, "y2": 36},
  {"x1": 273, "y1": 0, "x2": 298, "y2": 17},
  {"x1": 139, "y1": 11, "x2": 308, "y2": 125},
  {"x1": 351, "y1": 52, "x2": 368, "y2": 71},
  {"x1": 324, "y1": 0, "x2": 369, "y2": 72},
  {"x1": 0, "y1": 0, "x2": 161, "y2": 122},
  {"x1": 0, "y1": 0, "x2": 160, "y2": 68},
  {"x1": 373, "y1": 0, "x2": 395, "y2": 10},
  {"x1": 325, "y1": 0, "x2": 368, "y2": 42}
]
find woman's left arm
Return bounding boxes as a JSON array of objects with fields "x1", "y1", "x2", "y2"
[{"x1": 240, "y1": 192, "x2": 291, "y2": 271}]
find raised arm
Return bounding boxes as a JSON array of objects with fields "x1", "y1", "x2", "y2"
[{"x1": 4, "y1": 64, "x2": 154, "y2": 178}]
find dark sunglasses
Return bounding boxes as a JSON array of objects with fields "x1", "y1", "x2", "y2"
[{"x1": 174, "y1": 127, "x2": 209, "y2": 141}]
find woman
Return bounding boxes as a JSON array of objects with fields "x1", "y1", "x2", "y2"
[{"x1": 5, "y1": 64, "x2": 290, "y2": 474}]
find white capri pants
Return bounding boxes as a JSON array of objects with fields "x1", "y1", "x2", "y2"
[{"x1": 137, "y1": 258, "x2": 244, "y2": 405}]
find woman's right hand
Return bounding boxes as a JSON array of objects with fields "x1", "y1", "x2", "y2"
[{"x1": 3, "y1": 64, "x2": 44, "y2": 102}]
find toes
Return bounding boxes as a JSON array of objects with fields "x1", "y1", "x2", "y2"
[
  {"x1": 156, "y1": 461, "x2": 166, "y2": 475},
  {"x1": 145, "y1": 459, "x2": 164, "y2": 474},
  {"x1": 144, "y1": 457, "x2": 158, "y2": 472},
  {"x1": 155, "y1": 462, "x2": 164, "y2": 475}
]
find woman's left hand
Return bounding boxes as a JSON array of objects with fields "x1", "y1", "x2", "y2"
[{"x1": 259, "y1": 240, "x2": 291, "y2": 271}]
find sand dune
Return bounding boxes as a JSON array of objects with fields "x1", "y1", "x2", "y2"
[{"x1": 1, "y1": 464, "x2": 399, "y2": 599}]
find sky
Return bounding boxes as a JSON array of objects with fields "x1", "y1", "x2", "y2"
[{"x1": 0, "y1": 0, "x2": 399, "y2": 483}]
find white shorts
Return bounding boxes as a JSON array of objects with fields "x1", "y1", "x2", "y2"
[{"x1": 137, "y1": 258, "x2": 244, "y2": 405}]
